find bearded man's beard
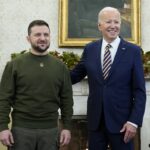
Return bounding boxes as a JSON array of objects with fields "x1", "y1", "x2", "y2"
[{"x1": 31, "y1": 43, "x2": 50, "y2": 53}]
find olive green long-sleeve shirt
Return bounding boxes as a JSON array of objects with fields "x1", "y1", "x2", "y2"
[{"x1": 0, "y1": 52, "x2": 73, "y2": 131}]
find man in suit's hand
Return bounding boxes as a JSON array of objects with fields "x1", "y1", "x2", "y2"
[{"x1": 120, "y1": 122, "x2": 137, "y2": 143}]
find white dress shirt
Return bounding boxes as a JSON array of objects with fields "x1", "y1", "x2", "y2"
[{"x1": 101, "y1": 36, "x2": 120, "y2": 68}]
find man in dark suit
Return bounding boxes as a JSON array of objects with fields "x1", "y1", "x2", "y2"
[{"x1": 70, "y1": 7, "x2": 146, "y2": 150}]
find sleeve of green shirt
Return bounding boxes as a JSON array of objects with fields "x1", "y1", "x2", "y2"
[
  {"x1": 59, "y1": 66, "x2": 73, "y2": 130},
  {"x1": 0, "y1": 61, "x2": 15, "y2": 131}
]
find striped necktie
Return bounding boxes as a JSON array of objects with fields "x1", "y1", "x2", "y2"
[{"x1": 103, "y1": 44, "x2": 112, "y2": 80}]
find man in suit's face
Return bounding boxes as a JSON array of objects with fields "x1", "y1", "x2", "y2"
[{"x1": 98, "y1": 7, "x2": 121, "y2": 43}]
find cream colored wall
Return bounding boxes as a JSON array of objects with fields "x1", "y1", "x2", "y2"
[
  {"x1": 0, "y1": 0, "x2": 82, "y2": 75},
  {"x1": 0, "y1": 0, "x2": 149, "y2": 73},
  {"x1": 0, "y1": 0, "x2": 150, "y2": 77}
]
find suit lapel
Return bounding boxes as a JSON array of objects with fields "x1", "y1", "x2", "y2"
[
  {"x1": 94, "y1": 40, "x2": 104, "y2": 83},
  {"x1": 106, "y1": 39, "x2": 127, "y2": 80}
]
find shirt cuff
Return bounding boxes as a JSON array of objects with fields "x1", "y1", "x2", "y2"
[{"x1": 127, "y1": 121, "x2": 138, "y2": 128}]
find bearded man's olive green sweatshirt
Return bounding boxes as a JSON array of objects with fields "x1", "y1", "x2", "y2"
[{"x1": 0, "y1": 52, "x2": 73, "y2": 131}]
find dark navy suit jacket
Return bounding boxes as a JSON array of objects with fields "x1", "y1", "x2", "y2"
[{"x1": 71, "y1": 39, "x2": 146, "y2": 133}]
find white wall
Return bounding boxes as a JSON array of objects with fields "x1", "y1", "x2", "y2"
[
  {"x1": 0, "y1": 0, "x2": 149, "y2": 74},
  {"x1": 0, "y1": 0, "x2": 83, "y2": 74}
]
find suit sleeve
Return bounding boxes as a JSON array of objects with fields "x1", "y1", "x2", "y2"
[
  {"x1": 129, "y1": 48, "x2": 146, "y2": 127},
  {"x1": 70, "y1": 47, "x2": 87, "y2": 84}
]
